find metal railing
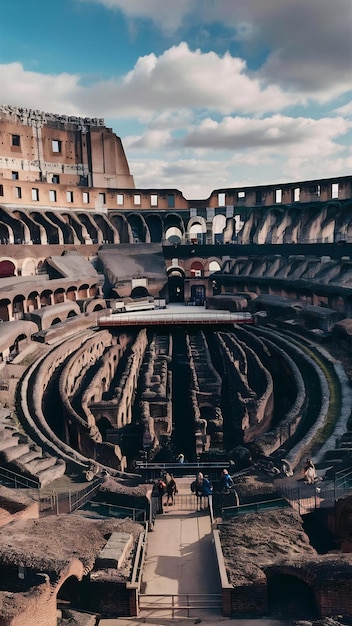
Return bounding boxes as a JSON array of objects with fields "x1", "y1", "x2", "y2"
[
  {"x1": 278, "y1": 470, "x2": 352, "y2": 515},
  {"x1": 139, "y1": 593, "x2": 222, "y2": 617},
  {"x1": 0, "y1": 464, "x2": 40, "y2": 495},
  {"x1": 222, "y1": 497, "x2": 289, "y2": 519},
  {"x1": 83, "y1": 501, "x2": 147, "y2": 523},
  {"x1": 39, "y1": 479, "x2": 102, "y2": 515}
]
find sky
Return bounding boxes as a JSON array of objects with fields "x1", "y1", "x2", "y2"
[{"x1": 1, "y1": 0, "x2": 352, "y2": 199}]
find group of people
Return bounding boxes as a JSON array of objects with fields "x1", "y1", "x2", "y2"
[
  {"x1": 154, "y1": 466, "x2": 235, "y2": 514},
  {"x1": 155, "y1": 472, "x2": 178, "y2": 513}
]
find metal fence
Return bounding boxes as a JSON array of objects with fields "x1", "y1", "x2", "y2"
[
  {"x1": 39, "y1": 479, "x2": 102, "y2": 515},
  {"x1": 139, "y1": 593, "x2": 222, "y2": 618}
]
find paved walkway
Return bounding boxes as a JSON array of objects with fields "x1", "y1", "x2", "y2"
[{"x1": 97, "y1": 477, "x2": 293, "y2": 626}]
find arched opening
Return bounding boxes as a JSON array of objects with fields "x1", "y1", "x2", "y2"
[
  {"x1": 0, "y1": 260, "x2": 15, "y2": 277},
  {"x1": 209, "y1": 260, "x2": 221, "y2": 273},
  {"x1": 213, "y1": 214, "x2": 226, "y2": 244},
  {"x1": 165, "y1": 226, "x2": 182, "y2": 244},
  {"x1": 67, "y1": 310, "x2": 77, "y2": 318},
  {"x1": 190, "y1": 261, "x2": 204, "y2": 277},
  {"x1": 189, "y1": 222, "x2": 205, "y2": 244},
  {"x1": 131, "y1": 286, "x2": 149, "y2": 299},
  {"x1": 57, "y1": 574, "x2": 81, "y2": 606},
  {"x1": 97, "y1": 415, "x2": 112, "y2": 440},
  {"x1": 51, "y1": 317, "x2": 61, "y2": 326},
  {"x1": 168, "y1": 270, "x2": 184, "y2": 303},
  {"x1": 267, "y1": 573, "x2": 318, "y2": 619}
]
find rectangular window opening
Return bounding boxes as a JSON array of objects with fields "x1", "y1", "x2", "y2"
[
  {"x1": 12, "y1": 171, "x2": 19, "y2": 180},
  {"x1": 31, "y1": 188, "x2": 39, "y2": 201},
  {"x1": 134, "y1": 194, "x2": 141, "y2": 205},
  {"x1": 52, "y1": 140, "x2": 62, "y2": 153},
  {"x1": 52, "y1": 174, "x2": 60, "y2": 184},
  {"x1": 15, "y1": 186, "x2": 22, "y2": 199},
  {"x1": 150, "y1": 194, "x2": 158, "y2": 207},
  {"x1": 49, "y1": 190, "x2": 57, "y2": 202},
  {"x1": 66, "y1": 191, "x2": 74, "y2": 203},
  {"x1": 117, "y1": 194, "x2": 124, "y2": 205},
  {"x1": 331, "y1": 183, "x2": 339, "y2": 199},
  {"x1": 275, "y1": 189, "x2": 282, "y2": 203},
  {"x1": 83, "y1": 192, "x2": 89, "y2": 204},
  {"x1": 12, "y1": 134, "x2": 20, "y2": 147},
  {"x1": 218, "y1": 192, "x2": 226, "y2": 206}
]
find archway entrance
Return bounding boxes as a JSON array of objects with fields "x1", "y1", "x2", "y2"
[
  {"x1": 131, "y1": 286, "x2": 149, "y2": 299},
  {"x1": 267, "y1": 573, "x2": 318, "y2": 619},
  {"x1": 168, "y1": 274, "x2": 184, "y2": 303}
]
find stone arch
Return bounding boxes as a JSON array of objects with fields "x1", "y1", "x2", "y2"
[
  {"x1": 55, "y1": 559, "x2": 85, "y2": 607},
  {"x1": 40, "y1": 289, "x2": 53, "y2": 307},
  {"x1": 0, "y1": 220, "x2": 12, "y2": 244},
  {"x1": 31, "y1": 211, "x2": 61, "y2": 244},
  {"x1": 190, "y1": 260, "x2": 204, "y2": 277},
  {"x1": 213, "y1": 213, "x2": 226, "y2": 244},
  {"x1": 51, "y1": 317, "x2": 61, "y2": 326},
  {"x1": 13, "y1": 294, "x2": 26, "y2": 318},
  {"x1": 188, "y1": 216, "x2": 206, "y2": 244},
  {"x1": 78, "y1": 284, "x2": 89, "y2": 299},
  {"x1": 127, "y1": 213, "x2": 149, "y2": 243},
  {"x1": 21, "y1": 257, "x2": 37, "y2": 277},
  {"x1": 96, "y1": 415, "x2": 113, "y2": 440},
  {"x1": 54, "y1": 288, "x2": 66, "y2": 304},
  {"x1": 164, "y1": 225, "x2": 183, "y2": 243},
  {"x1": 267, "y1": 571, "x2": 318, "y2": 618},
  {"x1": 208, "y1": 259, "x2": 221, "y2": 273},
  {"x1": 77, "y1": 213, "x2": 99, "y2": 243},
  {"x1": 145, "y1": 213, "x2": 163, "y2": 242},
  {"x1": 164, "y1": 212, "x2": 185, "y2": 229},
  {"x1": 61, "y1": 212, "x2": 86, "y2": 244},
  {"x1": 131, "y1": 286, "x2": 149, "y2": 298},
  {"x1": 167, "y1": 267, "x2": 184, "y2": 303},
  {"x1": 109, "y1": 213, "x2": 132, "y2": 243},
  {"x1": 0, "y1": 297, "x2": 11, "y2": 321},
  {"x1": 0, "y1": 259, "x2": 16, "y2": 277}
]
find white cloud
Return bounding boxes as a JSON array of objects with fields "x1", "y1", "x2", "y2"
[
  {"x1": 0, "y1": 44, "x2": 294, "y2": 120},
  {"x1": 184, "y1": 115, "x2": 352, "y2": 155},
  {"x1": 78, "y1": 0, "x2": 352, "y2": 101},
  {"x1": 0, "y1": 63, "x2": 83, "y2": 116}
]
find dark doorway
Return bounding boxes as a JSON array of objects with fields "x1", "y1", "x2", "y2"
[
  {"x1": 190, "y1": 284, "x2": 206, "y2": 305},
  {"x1": 168, "y1": 275, "x2": 184, "y2": 302},
  {"x1": 267, "y1": 573, "x2": 318, "y2": 619}
]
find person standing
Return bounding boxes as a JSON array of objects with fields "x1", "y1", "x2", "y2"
[
  {"x1": 191, "y1": 472, "x2": 213, "y2": 511},
  {"x1": 166, "y1": 473, "x2": 178, "y2": 505}
]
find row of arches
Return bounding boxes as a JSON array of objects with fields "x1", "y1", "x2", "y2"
[
  {"x1": 0, "y1": 206, "x2": 236, "y2": 246},
  {"x1": 0, "y1": 281, "x2": 101, "y2": 322}
]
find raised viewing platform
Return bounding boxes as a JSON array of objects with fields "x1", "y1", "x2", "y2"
[{"x1": 97, "y1": 304, "x2": 253, "y2": 327}]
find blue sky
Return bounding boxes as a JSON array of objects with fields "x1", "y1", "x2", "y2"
[{"x1": 1, "y1": 0, "x2": 352, "y2": 199}]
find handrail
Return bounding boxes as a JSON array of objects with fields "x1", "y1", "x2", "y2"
[
  {"x1": 222, "y1": 496, "x2": 289, "y2": 517},
  {"x1": 0, "y1": 464, "x2": 40, "y2": 492}
]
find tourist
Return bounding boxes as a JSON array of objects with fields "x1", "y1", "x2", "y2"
[
  {"x1": 220, "y1": 468, "x2": 234, "y2": 493},
  {"x1": 303, "y1": 459, "x2": 317, "y2": 484},
  {"x1": 177, "y1": 453, "x2": 185, "y2": 463},
  {"x1": 191, "y1": 472, "x2": 213, "y2": 511},
  {"x1": 166, "y1": 473, "x2": 178, "y2": 505},
  {"x1": 155, "y1": 477, "x2": 166, "y2": 513}
]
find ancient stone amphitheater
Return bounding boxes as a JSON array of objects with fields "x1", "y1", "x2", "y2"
[{"x1": 1, "y1": 105, "x2": 352, "y2": 624}]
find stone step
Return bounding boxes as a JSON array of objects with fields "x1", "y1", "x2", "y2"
[
  {"x1": 37, "y1": 461, "x2": 66, "y2": 488},
  {"x1": 1, "y1": 443, "x2": 31, "y2": 462},
  {"x1": 25, "y1": 456, "x2": 58, "y2": 474},
  {"x1": 0, "y1": 434, "x2": 20, "y2": 451},
  {"x1": 18, "y1": 450, "x2": 44, "y2": 464}
]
